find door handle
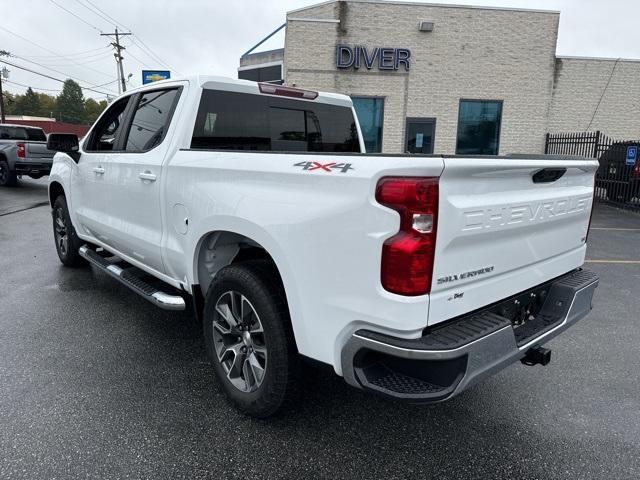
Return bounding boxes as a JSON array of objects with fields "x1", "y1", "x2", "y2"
[
  {"x1": 139, "y1": 171, "x2": 157, "y2": 182},
  {"x1": 93, "y1": 166, "x2": 105, "y2": 175}
]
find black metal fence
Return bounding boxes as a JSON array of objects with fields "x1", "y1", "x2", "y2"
[{"x1": 545, "y1": 131, "x2": 640, "y2": 211}]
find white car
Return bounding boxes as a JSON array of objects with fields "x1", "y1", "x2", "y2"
[{"x1": 47, "y1": 75, "x2": 599, "y2": 417}]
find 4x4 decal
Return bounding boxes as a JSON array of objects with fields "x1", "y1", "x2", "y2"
[{"x1": 293, "y1": 161, "x2": 354, "y2": 173}]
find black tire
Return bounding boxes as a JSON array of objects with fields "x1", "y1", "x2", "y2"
[
  {"x1": 0, "y1": 159, "x2": 17, "y2": 187},
  {"x1": 52, "y1": 195, "x2": 87, "y2": 267},
  {"x1": 203, "y1": 260, "x2": 300, "y2": 418}
]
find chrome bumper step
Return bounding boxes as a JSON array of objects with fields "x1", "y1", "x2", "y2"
[{"x1": 79, "y1": 245, "x2": 186, "y2": 311}]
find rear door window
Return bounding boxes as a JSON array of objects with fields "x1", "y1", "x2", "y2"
[
  {"x1": 25, "y1": 128, "x2": 47, "y2": 141},
  {"x1": 124, "y1": 88, "x2": 180, "y2": 152},
  {"x1": 191, "y1": 89, "x2": 359, "y2": 152}
]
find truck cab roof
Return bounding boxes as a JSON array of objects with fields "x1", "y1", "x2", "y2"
[{"x1": 117, "y1": 74, "x2": 355, "y2": 108}]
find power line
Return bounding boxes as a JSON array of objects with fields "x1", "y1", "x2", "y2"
[
  {"x1": 19, "y1": 45, "x2": 111, "y2": 60},
  {"x1": 72, "y1": 1, "x2": 178, "y2": 74},
  {"x1": 4, "y1": 79, "x2": 62, "y2": 92},
  {"x1": 48, "y1": 0, "x2": 103, "y2": 32},
  {"x1": 72, "y1": 0, "x2": 118, "y2": 29},
  {"x1": 130, "y1": 36, "x2": 175, "y2": 72},
  {"x1": 0, "y1": 58, "x2": 113, "y2": 96},
  {"x1": 23, "y1": 52, "x2": 114, "y2": 68},
  {"x1": 4, "y1": 78, "x2": 117, "y2": 95},
  {"x1": 585, "y1": 58, "x2": 620, "y2": 131},
  {"x1": 82, "y1": 0, "x2": 132, "y2": 32},
  {"x1": 11, "y1": 55, "x2": 117, "y2": 94},
  {"x1": 0, "y1": 25, "x2": 115, "y2": 81}
]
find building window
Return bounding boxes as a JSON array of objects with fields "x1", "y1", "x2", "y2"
[
  {"x1": 405, "y1": 118, "x2": 436, "y2": 154},
  {"x1": 456, "y1": 100, "x2": 503, "y2": 155},
  {"x1": 352, "y1": 97, "x2": 384, "y2": 153}
]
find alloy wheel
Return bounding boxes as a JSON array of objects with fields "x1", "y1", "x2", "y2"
[
  {"x1": 212, "y1": 290, "x2": 268, "y2": 393},
  {"x1": 53, "y1": 208, "x2": 69, "y2": 256}
]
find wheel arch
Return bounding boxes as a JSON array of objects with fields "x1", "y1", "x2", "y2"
[
  {"x1": 193, "y1": 230, "x2": 284, "y2": 298},
  {"x1": 191, "y1": 227, "x2": 304, "y2": 347},
  {"x1": 48, "y1": 181, "x2": 65, "y2": 207}
]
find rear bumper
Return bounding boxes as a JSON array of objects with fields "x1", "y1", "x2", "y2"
[
  {"x1": 15, "y1": 162, "x2": 52, "y2": 176},
  {"x1": 340, "y1": 269, "x2": 599, "y2": 402}
]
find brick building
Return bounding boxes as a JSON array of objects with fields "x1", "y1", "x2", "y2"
[{"x1": 239, "y1": 0, "x2": 640, "y2": 154}]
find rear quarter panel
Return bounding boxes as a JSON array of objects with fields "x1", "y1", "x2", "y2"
[{"x1": 163, "y1": 151, "x2": 444, "y2": 372}]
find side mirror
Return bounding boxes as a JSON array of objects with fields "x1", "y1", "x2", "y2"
[{"x1": 47, "y1": 133, "x2": 80, "y2": 162}]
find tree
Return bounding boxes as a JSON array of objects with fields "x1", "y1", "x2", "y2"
[
  {"x1": 15, "y1": 87, "x2": 42, "y2": 116},
  {"x1": 2, "y1": 91, "x2": 17, "y2": 115},
  {"x1": 37, "y1": 92, "x2": 56, "y2": 118},
  {"x1": 56, "y1": 79, "x2": 85, "y2": 124},
  {"x1": 84, "y1": 98, "x2": 107, "y2": 124}
]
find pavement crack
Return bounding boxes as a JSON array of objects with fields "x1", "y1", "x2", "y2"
[{"x1": 0, "y1": 202, "x2": 50, "y2": 217}]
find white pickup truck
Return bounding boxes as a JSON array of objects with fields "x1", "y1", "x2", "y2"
[{"x1": 47, "y1": 76, "x2": 599, "y2": 417}]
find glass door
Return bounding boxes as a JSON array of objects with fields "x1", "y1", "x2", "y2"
[{"x1": 405, "y1": 118, "x2": 436, "y2": 154}]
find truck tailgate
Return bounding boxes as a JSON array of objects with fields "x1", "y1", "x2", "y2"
[
  {"x1": 428, "y1": 156, "x2": 598, "y2": 325},
  {"x1": 26, "y1": 141, "x2": 54, "y2": 160}
]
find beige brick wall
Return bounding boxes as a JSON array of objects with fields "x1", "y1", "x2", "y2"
[
  {"x1": 284, "y1": 1, "x2": 559, "y2": 154},
  {"x1": 549, "y1": 57, "x2": 640, "y2": 139}
]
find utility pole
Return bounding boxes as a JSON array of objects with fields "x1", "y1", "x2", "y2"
[
  {"x1": 0, "y1": 50, "x2": 9, "y2": 123},
  {"x1": 100, "y1": 28, "x2": 131, "y2": 94}
]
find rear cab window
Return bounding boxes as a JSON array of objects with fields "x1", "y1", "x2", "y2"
[
  {"x1": 0, "y1": 126, "x2": 28, "y2": 140},
  {"x1": 190, "y1": 89, "x2": 360, "y2": 153},
  {"x1": 0, "y1": 126, "x2": 46, "y2": 141}
]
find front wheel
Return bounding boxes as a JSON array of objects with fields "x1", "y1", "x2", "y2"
[
  {"x1": 52, "y1": 196, "x2": 87, "y2": 267},
  {"x1": 203, "y1": 260, "x2": 300, "y2": 418}
]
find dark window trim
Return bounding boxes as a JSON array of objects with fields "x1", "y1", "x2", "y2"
[
  {"x1": 405, "y1": 117, "x2": 437, "y2": 154},
  {"x1": 120, "y1": 86, "x2": 183, "y2": 154},
  {"x1": 351, "y1": 95, "x2": 385, "y2": 153},
  {"x1": 455, "y1": 98, "x2": 503, "y2": 155}
]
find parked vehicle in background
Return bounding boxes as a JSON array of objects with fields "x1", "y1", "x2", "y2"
[
  {"x1": 596, "y1": 141, "x2": 640, "y2": 203},
  {"x1": 47, "y1": 75, "x2": 599, "y2": 418},
  {"x1": 0, "y1": 124, "x2": 55, "y2": 186}
]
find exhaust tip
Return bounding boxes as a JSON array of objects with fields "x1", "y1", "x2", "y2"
[{"x1": 521, "y1": 346, "x2": 551, "y2": 366}]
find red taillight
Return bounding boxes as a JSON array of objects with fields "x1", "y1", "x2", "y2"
[
  {"x1": 258, "y1": 83, "x2": 318, "y2": 100},
  {"x1": 376, "y1": 177, "x2": 439, "y2": 296},
  {"x1": 632, "y1": 163, "x2": 640, "y2": 178},
  {"x1": 16, "y1": 143, "x2": 26, "y2": 159}
]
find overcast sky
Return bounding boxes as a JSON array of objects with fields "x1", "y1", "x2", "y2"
[{"x1": 1, "y1": 0, "x2": 638, "y2": 101}]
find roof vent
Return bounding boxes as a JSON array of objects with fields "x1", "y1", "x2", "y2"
[{"x1": 419, "y1": 21, "x2": 434, "y2": 32}]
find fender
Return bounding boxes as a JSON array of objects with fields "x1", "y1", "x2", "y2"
[{"x1": 188, "y1": 215, "x2": 307, "y2": 354}]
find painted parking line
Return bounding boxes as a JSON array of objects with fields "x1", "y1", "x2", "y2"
[
  {"x1": 590, "y1": 227, "x2": 640, "y2": 231},
  {"x1": 585, "y1": 260, "x2": 640, "y2": 264}
]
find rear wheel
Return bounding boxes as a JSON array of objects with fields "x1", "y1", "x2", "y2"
[
  {"x1": 203, "y1": 260, "x2": 300, "y2": 418},
  {"x1": 52, "y1": 195, "x2": 87, "y2": 267},
  {"x1": 0, "y1": 159, "x2": 17, "y2": 187}
]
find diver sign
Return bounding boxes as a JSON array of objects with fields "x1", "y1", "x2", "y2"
[{"x1": 336, "y1": 45, "x2": 411, "y2": 71}]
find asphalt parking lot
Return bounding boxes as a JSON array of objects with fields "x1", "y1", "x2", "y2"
[{"x1": 1, "y1": 178, "x2": 639, "y2": 479}]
